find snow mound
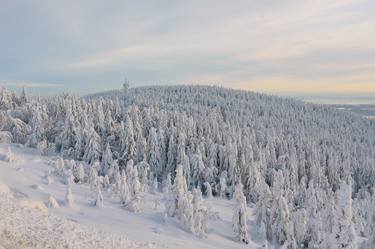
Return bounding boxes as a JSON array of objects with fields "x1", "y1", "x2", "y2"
[
  {"x1": 0, "y1": 180, "x2": 12, "y2": 196},
  {"x1": 0, "y1": 194, "x2": 156, "y2": 249},
  {"x1": 19, "y1": 198, "x2": 48, "y2": 213}
]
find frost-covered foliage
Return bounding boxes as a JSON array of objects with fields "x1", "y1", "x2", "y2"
[{"x1": 1, "y1": 85, "x2": 375, "y2": 247}]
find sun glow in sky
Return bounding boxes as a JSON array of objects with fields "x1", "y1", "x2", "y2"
[{"x1": 1, "y1": 0, "x2": 375, "y2": 99}]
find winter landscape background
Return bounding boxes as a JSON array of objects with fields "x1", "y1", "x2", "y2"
[{"x1": 1, "y1": 0, "x2": 375, "y2": 248}]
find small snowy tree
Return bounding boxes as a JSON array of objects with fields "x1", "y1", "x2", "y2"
[
  {"x1": 163, "y1": 173, "x2": 172, "y2": 195},
  {"x1": 183, "y1": 191, "x2": 195, "y2": 233},
  {"x1": 136, "y1": 160, "x2": 150, "y2": 192},
  {"x1": 77, "y1": 163, "x2": 85, "y2": 184},
  {"x1": 220, "y1": 171, "x2": 227, "y2": 198},
  {"x1": 128, "y1": 167, "x2": 142, "y2": 212},
  {"x1": 89, "y1": 162, "x2": 99, "y2": 190},
  {"x1": 65, "y1": 174, "x2": 75, "y2": 207},
  {"x1": 101, "y1": 143, "x2": 113, "y2": 175},
  {"x1": 120, "y1": 170, "x2": 130, "y2": 206},
  {"x1": 232, "y1": 182, "x2": 249, "y2": 244},
  {"x1": 55, "y1": 157, "x2": 65, "y2": 176},
  {"x1": 204, "y1": 182, "x2": 213, "y2": 199},
  {"x1": 48, "y1": 194, "x2": 60, "y2": 208},
  {"x1": 192, "y1": 188, "x2": 207, "y2": 237},
  {"x1": 94, "y1": 179, "x2": 104, "y2": 208}
]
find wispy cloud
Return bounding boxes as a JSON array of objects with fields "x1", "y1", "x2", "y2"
[{"x1": 0, "y1": 81, "x2": 63, "y2": 88}]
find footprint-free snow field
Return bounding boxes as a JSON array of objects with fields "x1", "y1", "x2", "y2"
[{"x1": 0, "y1": 144, "x2": 262, "y2": 249}]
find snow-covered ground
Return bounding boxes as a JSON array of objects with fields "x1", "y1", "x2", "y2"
[
  {"x1": 0, "y1": 144, "x2": 262, "y2": 249},
  {"x1": 0, "y1": 193, "x2": 153, "y2": 249}
]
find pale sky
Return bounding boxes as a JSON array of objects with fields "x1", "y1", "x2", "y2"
[{"x1": 1, "y1": 0, "x2": 375, "y2": 97}]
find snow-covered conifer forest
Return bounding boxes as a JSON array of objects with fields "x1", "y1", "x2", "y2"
[{"x1": 0, "y1": 85, "x2": 374, "y2": 248}]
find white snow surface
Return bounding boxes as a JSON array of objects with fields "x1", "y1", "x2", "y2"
[
  {"x1": 0, "y1": 144, "x2": 262, "y2": 249},
  {"x1": 0, "y1": 194, "x2": 154, "y2": 249}
]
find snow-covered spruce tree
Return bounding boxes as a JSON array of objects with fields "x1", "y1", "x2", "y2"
[
  {"x1": 334, "y1": 180, "x2": 357, "y2": 249},
  {"x1": 255, "y1": 179, "x2": 272, "y2": 240},
  {"x1": 119, "y1": 118, "x2": 136, "y2": 166},
  {"x1": 101, "y1": 143, "x2": 113, "y2": 176},
  {"x1": 107, "y1": 160, "x2": 119, "y2": 183},
  {"x1": 147, "y1": 127, "x2": 160, "y2": 179},
  {"x1": 166, "y1": 164, "x2": 187, "y2": 217},
  {"x1": 54, "y1": 157, "x2": 65, "y2": 176},
  {"x1": 94, "y1": 177, "x2": 104, "y2": 208},
  {"x1": 305, "y1": 180, "x2": 324, "y2": 248},
  {"x1": 104, "y1": 108, "x2": 116, "y2": 145},
  {"x1": 293, "y1": 208, "x2": 308, "y2": 247},
  {"x1": 204, "y1": 182, "x2": 213, "y2": 199},
  {"x1": 84, "y1": 127, "x2": 102, "y2": 164},
  {"x1": 191, "y1": 149, "x2": 205, "y2": 189},
  {"x1": 127, "y1": 166, "x2": 142, "y2": 212},
  {"x1": 18, "y1": 86, "x2": 28, "y2": 105},
  {"x1": 77, "y1": 163, "x2": 85, "y2": 184},
  {"x1": 269, "y1": 170, "x2": 296, "y2": 248},
  {"x1": 232, "y1": 182, "x2": 249, "y2": 244},
  {"x1": 120, "y1": 170, "x2": 130, "y2": 206},
  {"x1": 192, "y1": 188, "x2": 207, "y2": 237},
  {"x1": 0, "y1": 87, "x2": 13, "y2": 110},
  {"x1": 219, "y1": 171, "x2": 227, "y2": 198},
  {"x1": 59, "y1": 106, "x2": 80, "y2": 158},
  {"x1": 9, "y1": 117, "x2": 29, "y2": 144},
  {"x1": 183, "y1": 191, "x2": 195, "y2": 233},
  {"x1": 26, "y1": 106, "x2": 45, "y2": 148},
  {"x1": 165, "y1": 164, "x2": 195, "y2": 233},
  {"x1": 88, "y1": 162, "x2": 99, "y2": 192},
  {"x1": 136, "y1": 160, "x2": 150, "y2": 192},
  {"x1": 95, "y1": 97, "x2": 105, "y2": 136},
  {"x1": 163, "y1": 172, "x2": 172, "y2": 195}
]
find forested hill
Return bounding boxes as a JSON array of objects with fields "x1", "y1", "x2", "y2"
[
  {"x1": 89, "y1": 85, "x2": 375, "y2": 192},
  {"x1": 1, "y1": 85, "x2": 375, "y2": 248}
]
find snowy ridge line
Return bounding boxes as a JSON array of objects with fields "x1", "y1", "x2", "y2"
[{"x1": 0, "y1": 193, "x2": 156, "y2": 249}]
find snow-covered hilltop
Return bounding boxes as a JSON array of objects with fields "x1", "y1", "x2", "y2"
[{"x1": 0, "y1": 85, "x2": 375, "y2": 248}]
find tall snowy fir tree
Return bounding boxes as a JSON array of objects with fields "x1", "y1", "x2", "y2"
[{"x1": 232, "y1": 183, "x2": 249, "y2": 244}]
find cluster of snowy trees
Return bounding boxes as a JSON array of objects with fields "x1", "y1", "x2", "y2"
[{"x1": 1, "y1": 85, "x2": 374, "y2": 248}]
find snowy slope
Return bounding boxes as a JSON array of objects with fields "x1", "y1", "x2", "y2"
[
  {"x1": 0, "y1": 193, "x2": 153, "y2": 249},
  {"x1": 0, "y1": 144, "x2": 263, "y2": 249}
]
